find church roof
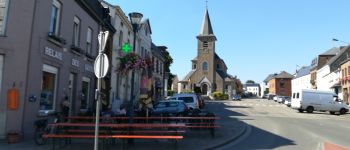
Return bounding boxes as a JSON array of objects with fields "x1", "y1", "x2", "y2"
[
  {"x1": 199, "y1": 8, "x2": 214, "y2": 35},
  {"x1": 216, "y1": 70, "x2": 227, "y2": 80},
  {"x1": 181, "y1": 69, "x2": 196, "y2": 82}
]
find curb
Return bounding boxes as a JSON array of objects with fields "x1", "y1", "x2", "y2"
[{"x1": 203, "y1": 122, "x2": 248, "y2": 150}]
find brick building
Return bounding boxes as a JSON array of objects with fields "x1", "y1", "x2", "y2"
[{"x1": 268, "y1": 71, "x2": 294, "y2": 96}]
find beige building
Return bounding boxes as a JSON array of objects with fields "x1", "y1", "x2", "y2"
[{"x1": 178, "y1": 8, "x2": 236, "y2": 97}]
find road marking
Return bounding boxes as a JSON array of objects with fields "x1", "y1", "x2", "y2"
[{"x1": 324, "y1": 141, "x2": 350, "y2": 150}]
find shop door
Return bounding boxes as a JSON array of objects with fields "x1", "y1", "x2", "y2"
[{"x1": 68, "y1": 73, "x2": 76, "y2": 116}]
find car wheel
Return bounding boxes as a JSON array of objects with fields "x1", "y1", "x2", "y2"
[
  {"x1": 340, "y1": 108, "x2": 347, "y2": 115},
  {"x1": 298, "y1": 109, "x2": 304, "y2": 113},
  {"x1": 329, "y1": 111, "x2": 335, "y2": 115},
  {"x1": 306, "y1": 106, "x2": 314, "y2": 113}
]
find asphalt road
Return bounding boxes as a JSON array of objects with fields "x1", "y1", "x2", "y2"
[{"x1": 216, "y1": 98, "x2": 350, "y2": 150}]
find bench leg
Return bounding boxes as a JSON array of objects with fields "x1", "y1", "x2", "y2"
[
  {"x1": 50, "y1": 138, "x2": 55, "y2": 150},
  {"x1": 173, "y1": 139, "x2": 178, "y2": 150}
]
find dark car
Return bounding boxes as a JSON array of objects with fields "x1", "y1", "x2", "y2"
[
  {"x1": 152, "y1": 100, "x2": 189, "y2": 116},
  {"x1": 232, "y1": 95, "x2": 242, "y2": 101}
]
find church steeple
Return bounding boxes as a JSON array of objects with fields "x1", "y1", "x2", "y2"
[{"x1": 200, "y1": 8, "x2": 214, "y2": 35}]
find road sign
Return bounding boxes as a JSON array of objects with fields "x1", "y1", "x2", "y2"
[
  {"x1": 94, "y1": 54, "x2": 109, "y2": 78},
  {"x1": 98, "y1": 31, "x2": 109, "y2": 53}
]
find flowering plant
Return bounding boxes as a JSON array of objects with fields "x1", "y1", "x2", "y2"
[{"x1": 118, "y1": 53, "x2": 152, "y2": 73}]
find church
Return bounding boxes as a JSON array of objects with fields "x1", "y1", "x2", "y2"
[{"x1": 178, "y1": 8, "x2": 237, "y2": 97}]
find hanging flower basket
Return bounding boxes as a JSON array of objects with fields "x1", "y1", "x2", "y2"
[{"x1": 118, "y1": 53, "x2": 152, "y2": 74}]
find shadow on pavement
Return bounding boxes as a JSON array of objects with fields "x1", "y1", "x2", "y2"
[{"x1": 233, "y1": 125, "x2": 296, "y2": 149}]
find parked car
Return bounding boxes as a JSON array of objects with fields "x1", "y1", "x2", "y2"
[
  {"x1": 170, "y1": 93, "x2": 200, "y2": 110},
  {"x1": 262, "y1": 94, "x2": 269, "y2": 99},
  {"x1": 273, "y1": 95, "x2": 281, "y2": 102},
  {"x1": 284, "y1": 97, "x2": 291, "y2": 107},
  {"x1": 291, "y1": 89, "x2": 349, "y2": 114},
  {"x1": 268, "y1": 94, "x2": 275, "y2": 100},
  {"x1": 232, "y1": 95, "x2": 241, "y2": 101},
  {"x1": 152, "y1": 100, "x2": 189, "y2": 116},
  {"x1": 277, "y1": 96, "x2": 290, "y2": 103}
]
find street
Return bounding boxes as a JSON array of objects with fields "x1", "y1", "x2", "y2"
[{"x1": 216, "y1": 98, "x2": 350, "y2": 150}]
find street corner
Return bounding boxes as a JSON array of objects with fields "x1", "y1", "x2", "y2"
[{"x1": 203, "y1": 119, "x2": 249, "y2": 150}]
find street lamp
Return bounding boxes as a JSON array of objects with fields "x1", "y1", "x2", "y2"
[
  {"x1": 128, "y1": 12, "x2": 143, "y2": 124},
  {"x1": 332, "y1": 38, "x2": 350, "y2": 44}
]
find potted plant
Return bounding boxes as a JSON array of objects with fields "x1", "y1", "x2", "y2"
[{"x1": 7, "y1": 131, "x2": 20, "y2": 143}]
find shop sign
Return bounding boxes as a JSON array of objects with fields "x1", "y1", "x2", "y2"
[
  {"x1": 45, "y1": 47, "x2": 63, "y2": 60},
  {"x1": 72, "y1": 58, "x2": 80, "y2": 67}
]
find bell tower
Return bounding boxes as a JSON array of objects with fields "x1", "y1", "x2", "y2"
[{"x1": 196, "y1": 7, "x2": 217, "y2": 89}]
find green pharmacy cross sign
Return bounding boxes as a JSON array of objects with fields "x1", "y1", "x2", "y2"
[{"x1": 121, "y1": 43, "x2": 131, "y2": 53}]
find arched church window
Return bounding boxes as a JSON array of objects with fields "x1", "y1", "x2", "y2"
[{"x1": 202, "y1": 62, "x2": 208, "y2": 71}]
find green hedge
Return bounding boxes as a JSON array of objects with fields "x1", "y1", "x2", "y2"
[
  {"x1": 212, "y1": 92, "x2": 229, "y2": 100},
  {"x1": 167, "y1": 90, "x2": 174, "y2": 96}
]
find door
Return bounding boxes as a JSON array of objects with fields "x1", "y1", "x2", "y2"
[
  {"x1": 68, "y1": 73, "x2": 76, "y2": 116},
  {"x1": 201, "y1": 84, "x2": 208, "y2": 95}
]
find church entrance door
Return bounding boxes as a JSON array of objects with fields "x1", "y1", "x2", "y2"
[{"x1": 201, "y1": 84, "x2": 208, "y2": 95}]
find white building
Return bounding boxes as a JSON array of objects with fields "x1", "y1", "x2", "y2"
[
  {"x1": 292, "y1": 66, "x2": 312, "y2": 94},
  {"x1": 245, "y1": 84, "x2": 260, "y2": 96},
  {"x1": 316, "y1": 47, "x2": 343, "y2": 98}
]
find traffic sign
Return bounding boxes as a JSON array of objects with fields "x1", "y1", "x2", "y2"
[
  {"x1": 98, "y1": 31, "x2": 109, "y2": 53},
  {"x1": 94, "y1": 54, "x2": 109, "y2": 78}
]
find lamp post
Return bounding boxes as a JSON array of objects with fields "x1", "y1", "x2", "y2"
[
  {"x1": 128, "y1": 12, "x2": 143, "y2": 124},
  {"x1": 332, "y1": 38, "x2": 350, "y2": 44}
]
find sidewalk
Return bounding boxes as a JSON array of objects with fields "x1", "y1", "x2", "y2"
[{"x1": 0, "y1": 105, "x2": 247, "y2": 150}]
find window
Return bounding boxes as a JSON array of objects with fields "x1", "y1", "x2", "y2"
[
  {"x1": 346, "y1": 68, "x2": 348, "y2": 77},
  {"x1": 217, "y1": 64, "x2": 220, "y2": 69},
  {"x1": 296, "y1": 93, "x2": 299, "y2": 99},
  {"x1": 118, "y1": 31, "x2": 123, "y2": 47},
  {"x1": 178, "y1": 97, "x2": 194, "y2": 103},
  {"x1": 348, "y1": 66, "x2": 350, "y2": 75},
  {"x1": 40, "y1": 65, "x2": 58, "y2": 111},
  {"x1": 86, "y1": 27, "x2": 92, "y2": 55},
  {"x1": 0, "y1": 0, "x2": 9, "y2": 35},
  {"x1": 49, "y1": 0, "x2": 61, "y2": 36},
  {"x1": 203, "y1": 41, "x2": 208, "y2": 48},
  {"x1": 73, "y1": 16, "x2": 80, "y2": 47},
  {"x1": 193, "y1": 64, "x2": 196, "y2": 69},
  {"x1": 156, "y1": 60, "x2": 159, "y2": 73},
  {"x1": 81, "y1": 77, "x2": 90, "y2": 110},
  {"x1": 202, "y1": 62, "x2": 208, "y2": 71}
]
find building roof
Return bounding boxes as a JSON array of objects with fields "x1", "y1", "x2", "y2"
[
  {"x1": 329, "y1": 45, "x2": 350, "y2": 72},
  {"x1": 199, "y1": 8, "x2": 214, "y2": 35},
  {"x1": 320, "y1": 47, "x2": 340, "y2": 56},
  {"x1": 273, "y1": 71, "x2": 294, "y2": 79},
  {"x1": 216, "y1": 70, "x2": 227, "y2": 80},
  {"x1": 181, "y1": 70, "x2": 196, "y2": 81},
  {"x1": 263, "y1": 74, "x2": 275, "y2": 83},
  {"x1": 294, "y1": 66, "x2": 311, "y2": 79}
]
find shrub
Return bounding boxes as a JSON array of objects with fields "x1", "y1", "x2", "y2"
[
  {"x1": 221, "y1": 94, "x2": 229, "y2": 100},
  {"x1": 212, "y1": 92, "x2": 223, "y2": 100},
  {"x1": 167, "y1": 90, "x2": 174, "y2": 96},
  {"x1": 181, "y1": 89, "x2": 193, "y2": 94}
]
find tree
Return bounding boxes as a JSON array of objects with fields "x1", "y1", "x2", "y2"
[
  {"x1": 159, "y1": 47, "x2": 174, "y2": 89},
  {"x1": 246, "y1": 80, "x2": 255, "y2": 84}
]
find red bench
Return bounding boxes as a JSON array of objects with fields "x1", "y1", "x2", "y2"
[{"x1": 44, "y1": 122, "x2": 186, "y2": 150}]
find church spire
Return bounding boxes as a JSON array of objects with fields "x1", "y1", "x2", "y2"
[{"x1": 200, "y1": 8, "x2": 214, "y2": 35}]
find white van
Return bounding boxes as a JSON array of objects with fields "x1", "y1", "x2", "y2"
[
  {"x1": 169, "y1": 93, "x2": 199, "y2": 110},
  {"x1": 291, "y1": 89, "x2": 349, "y2": 115}
]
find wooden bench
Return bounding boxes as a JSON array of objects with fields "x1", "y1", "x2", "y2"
[
  {"x1": 65, "y1": 116, "x2": 220, "y2": 137},
  {"x1": 44, "y1": 123, "x2": 186, "y2": 150}
]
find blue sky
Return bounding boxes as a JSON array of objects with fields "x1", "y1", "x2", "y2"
[{"x1": 106, "y1": 0, "x2": 350, "y2": 83}]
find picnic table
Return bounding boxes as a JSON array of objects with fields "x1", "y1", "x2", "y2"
[{"x1": 43, "y1": 122, "x2": 186, "y2": 150}]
